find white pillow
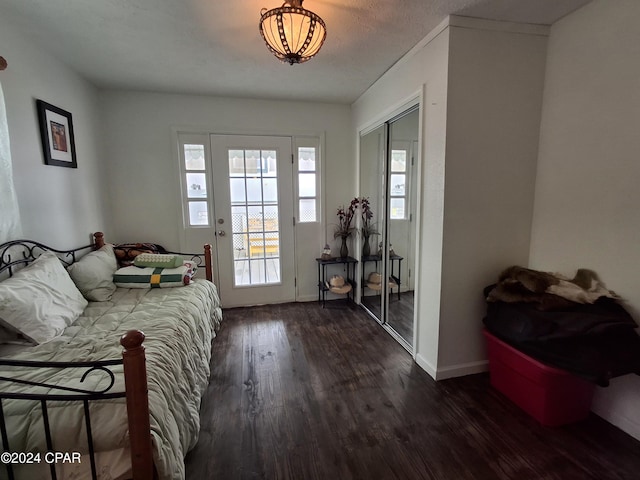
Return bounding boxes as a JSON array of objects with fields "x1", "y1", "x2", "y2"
[
  {"x1": 0, "y1": 251, "x2": 88, "y2": 344},
  {"x1": 67, "y1": 244, "x2": 118, "y2": 301}
]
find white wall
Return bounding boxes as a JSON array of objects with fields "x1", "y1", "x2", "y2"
[
  {"x1": 99, "y1": 91, "x2": 352, "y2": 301},
  {"x1": 529, "y1": 0, "x2": 640, "y2": 440},
  {"x1": 0, "y1": 15, "x2": 109, "y2": 247},
  {"x1": 439, "y1": 22, "x2": 548, "y2": 372}
]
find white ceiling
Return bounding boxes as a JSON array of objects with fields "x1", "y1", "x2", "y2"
[{"x1": 1, "y1": 0, "x2": 591, "y2": 103}]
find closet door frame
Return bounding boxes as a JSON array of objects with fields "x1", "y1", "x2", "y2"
[{"x1": 356, "y1": 92, "x2": 423, "y2": 355}]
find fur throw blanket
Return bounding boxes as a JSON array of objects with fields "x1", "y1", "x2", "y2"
[{"x1": 487, "y1": 266, "x2": 619, "y2": 310}]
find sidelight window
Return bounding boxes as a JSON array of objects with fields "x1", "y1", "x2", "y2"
[
  {"x1": 180, "y1": 142, "x2": 210, "y2": 227},
  {"x1": 296, "y1": 139, "x2": 320, "y2": 223}
]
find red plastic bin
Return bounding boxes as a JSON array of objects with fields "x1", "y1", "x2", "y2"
[{"x1": 483, "y1": 330, "x2": 595, "y2": 426}]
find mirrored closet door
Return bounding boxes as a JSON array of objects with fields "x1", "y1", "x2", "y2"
[
  {"x1": 359, "y1": 125, "x2": 385, "y2": 323},
  {"x1": 359, "y1": 106, "x2": 419, "y2": 350}
]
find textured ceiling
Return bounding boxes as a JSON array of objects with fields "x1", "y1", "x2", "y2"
[{"x1": 0, "y1": 0, "x2": 591, "y2": 103}]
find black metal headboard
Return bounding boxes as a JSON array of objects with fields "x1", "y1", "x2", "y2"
[
  {"x1": 112, "y1": 242, "x2": 208, "y2": 269},
  {"x1": 0, "y1": 232, "x2": 214, "y2": 283},
  {"x1": 0, "y1": 239, "x2": 95, "y2": 278}
]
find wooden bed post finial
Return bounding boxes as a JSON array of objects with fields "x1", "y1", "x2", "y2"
[
  {"x1": 204, "y1": 243, "x2": 213, "y2": 283},
  {"x1": 121, "y1": 329, "x2": 145, "y2": 350},
  {"x1": 93, "y1": 232, "x2": 105, "y2": 249},
  {"x1": 120, "y1": 330, "x2": 154, "y2": 480}
]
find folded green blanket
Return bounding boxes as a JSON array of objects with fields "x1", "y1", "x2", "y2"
[{"x1": 114, "y1": 262, "x2": 196, "y2": 288}]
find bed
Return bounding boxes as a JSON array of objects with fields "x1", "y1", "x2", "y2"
[{"x1": 0, "y1": 232, "x2": 222, "y2": 480}]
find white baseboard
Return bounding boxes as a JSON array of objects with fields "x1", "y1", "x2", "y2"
[
  {"x1": 296, "y1": 293, "x2": 318, "y2": 303},
  {"x1": 591, "y1": 408, "x2": 640, "y2": 442},
  {"x1": 435, "y1": 360, "x2": 489, "y2": 380},
  {"x1": 415, "y1": 355, "x2": 489, "y2": 381},
  {"x1": 591, "y1": 381, "x2": 640, "y2": 441},
  {"x1": 415, "y1": 353, "x2": 437, "y2": 380}
]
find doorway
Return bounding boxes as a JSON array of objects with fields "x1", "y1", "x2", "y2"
[{"x1": 179, "y1": 134, "x2": 296, "y2": 307}]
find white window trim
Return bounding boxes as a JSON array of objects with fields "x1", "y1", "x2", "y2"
[
  {"x1": 177, "y1": 133, "x2": 212, "y2": 228},
  {"x1": 293, "y1": 136, "x2": 321, "y2": 224}
]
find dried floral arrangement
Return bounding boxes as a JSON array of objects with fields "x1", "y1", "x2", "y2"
[
  {"x1": 334, "y1": 197, "x2": 360, "y2": 239},
  {"x1": 359, "y1": 196, "x2": 379, "y2": 237}
]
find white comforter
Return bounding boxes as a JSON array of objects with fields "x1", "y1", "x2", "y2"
[{"x1": 0, "y1": 279, "x2": 222, "y2": 480}]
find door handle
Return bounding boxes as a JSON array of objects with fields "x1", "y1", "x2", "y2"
[{"x1": 217, "y1": 230, "x2": 226, "y2": 236}]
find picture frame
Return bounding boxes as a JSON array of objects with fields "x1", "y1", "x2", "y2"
[{"x1": 36, "y1": 100, "x2": 77, "y2": 168}]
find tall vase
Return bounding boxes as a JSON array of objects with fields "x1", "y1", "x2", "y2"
[
  {"x1": 340, "y1": 236, "x2": 349, "y2": 258},
  {"x1": 362, "y1": 235, "x2": 371, "y2": 257}
]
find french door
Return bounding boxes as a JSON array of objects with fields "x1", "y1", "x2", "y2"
[{"x1": 208, "y1": 135, "x2": 295, "y2": 307}]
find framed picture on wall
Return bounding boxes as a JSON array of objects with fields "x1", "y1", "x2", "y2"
[{"x1": 36, "y1": 99, "x2": 77, "y2": 168}]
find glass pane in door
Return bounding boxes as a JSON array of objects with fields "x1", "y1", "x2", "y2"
[
  {"x1": 184, "y1": 144, "x2": 205, "y2": 170},
  {"x1": 299, "y1": 199, "x2": 316, "y2": 222},
  {"x1": 186, "y1": 173, "x2": 207, "y2": 198},
  {"x1": 188, "y1": 202, "x2": 208, "y2": 226},
  {"x1": 228, "y1": 149, "x2": 282, "y2": 286}
]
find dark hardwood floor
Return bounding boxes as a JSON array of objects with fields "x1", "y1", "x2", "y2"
[
  {"x1": 362, "y1": 291, "x2": 414, "y2": 347},
  {"x1": 185, "y1": 302, "x2": 640, "y2": 479},
  {"x1": 387, "y1": 291, "x2": 414, "y2": 345}
]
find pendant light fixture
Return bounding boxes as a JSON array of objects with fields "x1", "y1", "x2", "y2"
[{"x1": 259, "y1": 0, "x2": 327, "y2": 65}]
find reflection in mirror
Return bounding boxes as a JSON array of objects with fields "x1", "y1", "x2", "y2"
[
  {"x1": 358, "y1": 106, "x2": 418, "y2": 350},
  {"x1": 359, "y1": 125, "x2": 385, "y2": 322},
  {"x1": 386, "y1": 108, "x2": 419, "y2": 348}
]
